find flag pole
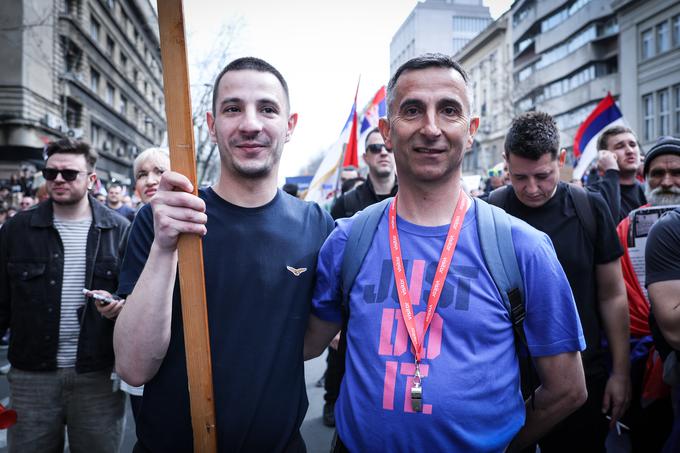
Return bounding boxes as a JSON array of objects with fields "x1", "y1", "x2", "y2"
[{"x1": 156, "y1": 1, "x2": 217, "y2": 451}]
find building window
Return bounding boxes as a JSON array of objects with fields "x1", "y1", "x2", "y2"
[
  {"x1": 674, "y1": 85, "x2": 680, "y2": 135},
  {"x1": 106, "y1": 82, "x2": 114, "y2": 105},
  {"x1": 90, "y1": 68, "x2": 99, "y2": 92},
  {"x1": 62, "y1": 38, "x2": 82, "y2": 73},
  {"x1": 63, "y1": 0, "x2": 79, "y2": 15},
  {"x1": 452, "y1": 38, "x2": 468, "y2": 54},
  {"x1": 643, "y1": 94, "x2": 655, "y2": 141},
  {"x1": 106, "y1": 36, "x2": 115, "y2": 56},
  {"x1": 657, "y1": 21, "x2": 670, "y2": 54},
  {"x1": 452, "y1": 16, "x2": 491, "y2": 33},
  {"x1": 120, "y1": 95, "x2": 128, "y2": 116},
  {"x1": 91, "y1": 123, "x2": 101, "y2": 146},
  {"x1": 107, "y1": 0, "x2": 115, "y2": 9},
  {"x1": 90, "y1": 15, "x2": 100, "y2": 42},
  {"x1": 65, "y1": 98, "x2": 82, "y2": 128},
  {"x1": 641, "y1": 28, "x2": 653, "y2": 59},
  {"x1": 120, "y1": 52, "x2": 127, "y2": 72},
  {"x1": 659, "y1": 89, "x2": 670, "y2": 136},
  {"x1": 673, "y1": 15, "x2": 680, "y2": 48}
]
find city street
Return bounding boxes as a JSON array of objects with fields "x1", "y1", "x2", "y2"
[{"x1": 0, "y1": 349, "x2": 334, "y2": 453}]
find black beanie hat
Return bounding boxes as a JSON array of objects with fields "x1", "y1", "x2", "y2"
[{"x1": 644, "y1": 136, "x2": 680, "y2": 176}]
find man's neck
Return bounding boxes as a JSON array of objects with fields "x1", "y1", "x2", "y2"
[
  {"x1": 53, "y1": 197, "x2": 92, "y2": 221},
  {"x1": 212, "y1": 168, "x2": 278, "y2": 208},
  {"x1": 619, "y1": 170, "x2": 637, "y2": 186},
  {"x1": 395, "y1": 175, "x2": 463, "y2": 226},
  {"x1": 370, "y1": 172, "x2": 396, "y2": 195},
  {"x1": 108, "y1": 201, "x2": 122, "y2": 209}
]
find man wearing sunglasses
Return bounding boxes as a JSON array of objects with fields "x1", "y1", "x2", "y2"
[
  {"x1": 331, "y1": 128, "x2": 397, "y2": 220},
  {"x1": 0, "y1": 138, "x2": 130, "y2": 452}
]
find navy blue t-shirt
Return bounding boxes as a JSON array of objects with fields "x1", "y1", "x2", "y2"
[{"x1": 118, "y1": 188, "x2": 334, "y2": 452}]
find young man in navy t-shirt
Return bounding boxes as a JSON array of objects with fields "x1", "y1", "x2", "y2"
[{"x1": 113, "y1": 57, "x2": 333, "y2": 452}]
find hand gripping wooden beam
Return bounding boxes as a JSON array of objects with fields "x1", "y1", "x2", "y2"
[{"x1": 156, "y1": 1, "x2": 218, "y2": 451}]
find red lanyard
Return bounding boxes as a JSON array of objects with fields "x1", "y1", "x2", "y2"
[{"x1": 388, "y1": 190, "x2": 470, "y2": 363}]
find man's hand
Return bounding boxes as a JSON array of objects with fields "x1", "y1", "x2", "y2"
[
  {"x1": 602, "y1": 373, "x2": 631, "y2": 429},
  {"x1": 150, "y1": 171, "x2": 208, "y2": 252},
  {"x1": 597, "y1": 150, "x2": 619, "y2": 173},
  {"x1": 86, "y1": 289, "x2": 124, "y2": 320}
]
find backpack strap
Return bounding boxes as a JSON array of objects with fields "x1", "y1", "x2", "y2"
[
  {"x1": 487, "y1": 185, "x2": 512, "y2": 209},
  {"x1": 340, "y1": 198, "x2": 392, "y2": 311},
  {"x1": 475, "y1": 197, "x2": 535, "y2": 406},
  {"x1": 568, "y1": 184, "x2": 597, "y2": 244}
]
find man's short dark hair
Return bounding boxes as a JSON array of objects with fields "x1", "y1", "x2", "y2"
[
  {"x1": 505, "y1": 112, "x2": 560, "y2": 161},
  {"x1": 211, "y1": 57, "x2": 290, "y2": 116},
  {"x1": 597, "y1": 125, "x2": 635, "y2": 151},
  {"x1": 44, "y1": 138, "x2": 97, "y2": 171},
  {"x1": 108, "y1": 181, "x2": 123, "y2": 191},
  {"x1": 386, "y1": 53, "x2": 470, "y2": 116},
  {"x1": 364, "y1": 127, "x2": 381, "y2": 148}
]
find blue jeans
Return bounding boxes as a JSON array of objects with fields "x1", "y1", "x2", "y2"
[{"x1": 7, "y1": 367, "x2": 125, "y2": 453}]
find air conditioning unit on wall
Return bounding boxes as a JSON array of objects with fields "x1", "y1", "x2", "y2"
[{"x1": 66, "y1": 128, "x2": 84, "y2": 139}]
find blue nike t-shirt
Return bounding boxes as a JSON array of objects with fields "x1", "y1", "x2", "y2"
[{"x1": 312, "y1": 201, "x2": 585, "y2": 452}]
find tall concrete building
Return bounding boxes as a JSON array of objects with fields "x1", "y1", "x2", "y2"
[
  {"x1": 511, "y1": 0, "x2": 620, "y2": 164},
  {"x1": 615, "y1": 0, "x2": 680, "y2": 149},
  {"x1": 390, "y1": 0, "x2": 492, "y2": 75},
  {"x1": 455, "y1": 12, "x2": 513, "y2": 174},
  {"x1": 0, "y1": 0, "x2": 166, "y2": 184}
]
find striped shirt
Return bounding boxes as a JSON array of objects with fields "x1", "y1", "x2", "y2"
[{"x1": 54, "y1": 218, "x2": 91, "y2": 368}]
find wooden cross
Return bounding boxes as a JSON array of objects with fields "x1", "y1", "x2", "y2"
[{"x1": 156, "y1": 1, "x2": 218, "y2": 451}]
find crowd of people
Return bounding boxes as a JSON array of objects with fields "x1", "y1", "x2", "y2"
[{"x1": 0, "y1": 53, "x2": 679, "y2": 453}]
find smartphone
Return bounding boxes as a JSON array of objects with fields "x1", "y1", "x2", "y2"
[{"x1": 82, "y1": 288, "x2": 115, "y2": 306}]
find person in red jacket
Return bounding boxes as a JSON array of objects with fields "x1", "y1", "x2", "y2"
[{"x1": 616, "y1": 136, "x2": 680, "y2": 452}]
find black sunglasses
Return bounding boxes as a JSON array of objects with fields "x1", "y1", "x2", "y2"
[
  {"x1": 43, "y1": 168, "x2": 89, "y2": 182},
  {"x1": 366, "y1": 144, "x2": 391, "y2": 154}
]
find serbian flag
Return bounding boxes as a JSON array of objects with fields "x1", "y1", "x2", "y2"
[
  {"x1": 304, "y1": 100, "x2": 358, "y2": 207},
  {"x1": 342, "y1": 83, "x2": 361, "y2": 169},
  {"x1": 572, "y1": 92, "x2": 626, "y2": 180},
  {"x1": 358, "y1": 86, "x2": 387, "y2": 157}
]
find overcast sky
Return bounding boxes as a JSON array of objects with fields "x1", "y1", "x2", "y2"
[{"x1": 181, "y1": 0, "x2": 512, "y2": 182}]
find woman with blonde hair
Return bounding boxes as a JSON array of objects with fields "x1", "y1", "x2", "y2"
[{"x1": 133, "y1": 147, "x2": 170, "y2": 205}]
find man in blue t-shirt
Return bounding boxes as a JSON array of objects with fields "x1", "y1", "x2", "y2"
[
  {"x1": 105, "y1": 181, "x2": 135, "y2": 222},
  {"x1": 304, "y1": 54, "x2": 588, "y2": 452},
  {"x1": 113, "y1": 57, "x2": 334, "y2": 452}
]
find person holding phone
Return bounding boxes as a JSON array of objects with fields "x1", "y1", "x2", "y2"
[{"x1": 0, "y1": 138, "x2": 130, "y2": 453}]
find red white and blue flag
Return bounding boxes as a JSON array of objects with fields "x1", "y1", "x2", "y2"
[
  {"x1": 573, "y1": 92, "x2": 626, "y2": 180},
  {"x1": 358, "y1": 86, "x2": 387, "y2": 157}
]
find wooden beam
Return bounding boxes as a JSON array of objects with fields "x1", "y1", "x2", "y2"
[{"x1": 156, "y1": 1, "x2": 217, "y2": 451}]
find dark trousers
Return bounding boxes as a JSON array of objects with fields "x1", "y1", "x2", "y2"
[
  {"x1": 537, "y1": 372, "x2": 609, "y2": 453},
  {"x1": 324, "y1": 347, "x2": 343, "y2": 403},
  {"x1": 331, "y1": 432, "x2": 350, "y2": 453},
  {"x1": 625, "y1": 353, "x2": 673, "y2": 453}
]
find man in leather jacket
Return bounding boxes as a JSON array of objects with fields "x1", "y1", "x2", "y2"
[{"x1": 0, "y1": 138, "x2": 130, "y2": 453}]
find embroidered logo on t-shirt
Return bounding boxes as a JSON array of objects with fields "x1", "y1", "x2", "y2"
[{"x1": 286, "y1": 266, "x2": 307, "y2": 276}]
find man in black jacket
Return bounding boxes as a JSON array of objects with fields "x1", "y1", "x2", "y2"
[
  {"x1": 588, "y1": 126, "x2": 646, "y2": 222},
  {"x1": 331, "y1": 127, "x2": 398, "y2": 219},
  {"x1": 0, "y1": 138, "x2": 130, "y2": 453},
  {"x1": 321, "y1": 128, "x2": 398, "y2": 426}
]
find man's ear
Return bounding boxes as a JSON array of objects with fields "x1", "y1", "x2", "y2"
[
  {"x1": 558, "y1": 148, "x2": 567, "y2": 168},
  {"x1": 88, "y1": 172, "x2": 97, "y2": 190},
  {"x1": 285, "y1": 113, "x2": 298, "y2": 143},
  {"x1": 378, "y1": 118, "x2": 392, "y2": 152},
  {"x1": 466, "y1": 117, "x2": 480, "y2": 149},
  {"x1": 206, "y1": 111, "x2": 217, "y2": 144}
]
